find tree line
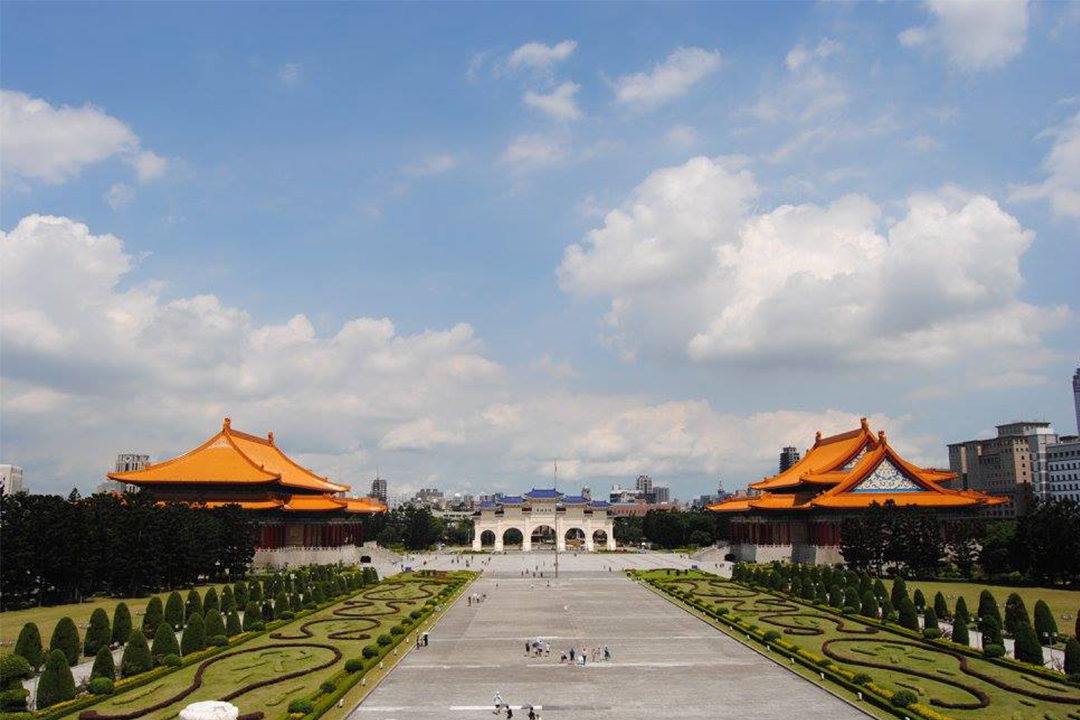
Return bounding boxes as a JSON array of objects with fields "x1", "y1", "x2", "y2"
[
  {"x1": 614, "y1": 508, "x2": 728, "y2": 549},
  {"x1": 0, "y1": 490, "x2": 258, "y2": 610},
  {"x1": 839, "y1": 497, "x2": 1080, "y2": 585}
]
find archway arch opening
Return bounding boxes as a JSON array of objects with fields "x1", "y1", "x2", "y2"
[
  {"x1": 502, "y1": 527, "x2": 523, "y2": 548},
  {"x1": 479, "y1": 529, "x2": 496, "y2": 547},
  {"x1": 530, "y1": 524, "x2": 556, "y2": 548},
  {"x1": 592, "y1": 529, "x2": 608, "y2": 546},
  {"x1": 564, "y1": 527, "x2": 586, "y2": 549}
]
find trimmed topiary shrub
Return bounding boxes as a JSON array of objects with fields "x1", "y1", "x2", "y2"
[
  {"x1": 913, "y1": 589, "x2": 926, "y2": 612},
  {"x1": 185, "y1": 589, "x2": 203, "y2": 620},
  {"x1": 90, "y1": 644, "x2": 116, "y2": 681},
  {"x1": 898, "y1": 597, "x2": 920, "y2": 632},
  {"x1": 1014, "y1": 623, "x2": 1043, "y2": 664},
  {"x1": 954, "y1": 596, "x2": 970, "y2": 626},
  {"x1": 1034, "y1": 600, "x2": 1057, "y2": 645},
  {"x1": 204, "y1": 609, "x2": 226, "y2": 640},
  {"x1": 983, "y1": 643, "x2": 1006, "y2": 659},
  {"x1": 978, "y1": 589, "x2": 1000, "y2": 626},
  {"x1": 233, "y1": 581, "x2": 248, "y2": 609},
  {"x1": 891, "y1": 690, "x2": 917, "y2": 708},
  {"x1": 89, "y1": 677, "x2": 114, "y2": 695},
  {"x1": 13, "y1": 622, "x2": 43, "y2": 671},
  {"x1": 345, "y1": 658, "x2": 364, "y2": 673},
  {"x1": 951, "y1": 618, "x2": 970, "y2": 647},
  {"x1": 49, "y1": 617, "x2": 81, "y2": 666},
  {"x1": 152, "y1": 623, "x2": 181, "y2": 664},
  {"x1": 261, "y1": 600, "x2": 275, "y2": 623},
  {"x1": 362, "y1": 645, "x2": 378, "y2": 658},
  {"x1": 290, "y1": 593, "x2": 302, "y2": 613},
  {"x1": 278, "y1": 610, "x2": 295, "y2": 621},
  {"x1": 220, "y1": 585, "x2": 236, "y2": 615},
  {"x1": 288, "y1": 699, "x2": 314, "y2": 714},
  {"x1": 249, "y1": 580, "x2": 263, "y2": 603},
  {"x1": 1004, "y1": 593, "x2": 1030, "y2": 635},
  {"x1": 0, "y1": 688, "x2": 31, "y2": 713},
  {"x1": 873, "y1": 578, "x2": 886, "y2": 599},
  {"x1": 142, "y1": 596, "x2": 164, "y2": 638},
  {"x1": 84, "y1": 608, "x2": 112, "y2": 657},
  {"x1": 312, "y1": 584, "x2": 325, "y2": 605},
  {"x1": 162, "y1": 653, "x2": 182, "y2": 667},
  {"x1": 860, "y1": 591, "x2": 878, "y2": 619},
  {"x1": 853, "y1": 672, "x2": 872, "y2": 686},
  {"x1": 36, "y1": 650, "x2": 76, "y2": 709},
  {"x1": 243, "y1": 601, "x2": 261, "y2": 632},
  {"x1": 933, "y1": 591, "x2": 948, "y2": 620},
  {"x1": 390, "y1": 626, "x2": 404, "y2": 636},
  {"x1": 165, "y1": 591, "x2": 185, "y2": 630},
  {"x1": 203, "y1": 587, "x2": 219, "y2": 614},
  {"x1": 181, "y1": 613, "x2": 206, "y2": 655},
  {"x1": 890, "y1": 577, "x2": 908, "y2": 608},
  {"x1": 112, "y1": 602, "x2": 133, "y2": 645},
  {"x1": 980, "y1": 611, "x2": 1004, "y2": 648},
  {"x1": 410, "y1": 610, "x2": 423, "y2": 619},
  {"x1": 1, "y1": 656, "x2": 33, "y2": 707},
  {"x1": 210, "y1": 635, "x2": 228, "y2": 648},
  {"x1": 923, "y1": 607, "x2": 939, "y2": 631},
  {"x1": 763, "y1": 630, "x2": 781, "y2": 642},
  {"x1": 377, "y1": 633, "x2": 392, "y2": 646},
  {"x1": 923, "y1": 628, "x2": 942, "y2": 640},
  {"x1": 1065, "y1": 637, "x2": 1080, "y2": 676},
  {"x1": 226, "y1": 609, "x2": 242, "y2": 637},
  {"x1": 320, "y1": 680, "x2": 336, "y2": 694},
  {"x1": 121, "y1": 631, "x2": 152, "y2": 677}
]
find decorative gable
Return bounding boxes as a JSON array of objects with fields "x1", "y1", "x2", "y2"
[
  {"x1": 840, "y1": 445, "x2": 868, "y2": 471},
  {"x1": 850, "y1": 458, "x2": 922, "y2": 493}
]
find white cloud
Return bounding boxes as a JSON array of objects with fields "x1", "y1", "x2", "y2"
[
  {"x1": 1010, "y1": 112, "x2": 1080, "y2": 222},
  {"x1": 404, "y1": 153, "x2": 460, "y2": 178},
  {"x1": 900, "y1": 0, "x2": 1030, "y2": 71},
  {"x1": 785, "y1": 38, "x2": 842, "y2": 72},
  {"x1": 533, "y1": 353, "x2": 578, "y2": 380},
  {"x1": 466, "y1": 53, "x2": 486, "y2": 84},
  {"x1": 559, "y1": 156, "x2": 1068, "y2": 372},
  {"x1": 500, "y1": 133, "x2": 566, "y2": 169},
  {"x1": 906, "y1": 135, "x2": 944, "y2": 154},
  {"x1": 523, "y1": 82, "x2": 582, "y2": 121},
  {"x1": 105, "y1": 183, "x2": 135, "y2": 210},
  {"x1": 279, "y1": 63, "x2": 302, "y2": 87},
  {"x1": 506, "y1": 40, "x2": 577, "y2": 74},
  {"x1": 613, "y1": 47, "x2": 721, "y2": 107},
  {"x1": 0, "y1": 89, "x2": 170, "y2": 189},
  {"x1": 0, "y1": 213, "x2": 938, "y2": 494},
  {"x1": 664, "y1": 124, "x2": 699, "y2": 148}
]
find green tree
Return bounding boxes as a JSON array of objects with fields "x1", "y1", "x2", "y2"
[
  {"x1": 951, "y1": 617, "x2": 970, "y2": 647},
  {"x1": 164, "y1": 591, "x2": 185, "y2": 630},
  {"x1": 112, "y1": 602, "x2": 133, "y2": 645},
  {"x1": 898, "y1": 597, "x2": 920, "y2": 632},
  {"x1": 1064, "y1": 637, "x2": 1080, "y2": 675},
  {"x1": 1013, "y1": 623, "x2": 1043, "y2": 664},
  {"x1": 933, "y1": 591, "x2": 948, "y2": 620},
  {"x1": 181, "y1": 613, "x2": 206, "y2": 655},
  {"x1": 913, "y1": 589, "x2": 926, "y2": 612},
  {"x1": 49, "y1": 616, "x2": 81, "y2": 666},
  {"x1": 249, "y1": 580, "x2": 263, "y2": 603},
  {"x1": 120, "y1": 631, "x2": 152, "y2": 677},
  {"x1": 829, "y1": 584, "x2": 844, "y2": 608},
  {"x1": 947, "y1": 518, "x2": 982, "y2": 578},
  {"x1": 955, "y1": 596, "x2": 970, "y2": 626},
  {"x1": 923, "y1": 606, "x2": 939, "y2": 631},
  {"x1": 84, "y1": 608, "x2": 112, "y2": 657},
  {"x1": 860, "y1": 590, "x2": 879, "y2": 618},
  {"x1": 275, "y1": 589, "x2": 289, "y2": 617},
  {"x1": 979, "y1": 521, "x2": 1016, "y2": 576},
  {"x1": 185, "y1": 588, "x2": 203, "y2": 619},
  {"x1": 13, "y1": 622, "x2": 43, "y2": 670},
  {"x1": 90, "y1": 644, "x2": 115, "y2": 681},
  {"x1": 142, "y1": 596, "x2": 164, "y2": 637},
  {"x1": 1033, "y1": 600, "x2": 1057, "y2": 645},
  {"x1": 225, "y1": 609, "x2": 242, "y2": 637},
  {"x1": 843, "y1": 587, "x2": 861, "y2": 613},
  {"x1": 243, "y1": 601, "x2": 261, "y2": 631},
  {"x1": 978, "y1": 589, "x2": 1001, "y2": 626},
  {"x1": 1, "y1": 655, "x2": 33, "y2": 710},
  {"x1": 151, "y1": 623, "x2": 180, "y2": 663},
  {"x1": 220, "y1": 585, "x2": 236, "y2": 614},
  {"x1": 980, "y1": 612, "x2": 1004, "y2": 648},
  {"x1": 203, "y1": 587, "x2": 219, "y2": 614},
  {"x1": 204, "y1": 609, "x2": 226, "y2": 640},
  {"x1": 233, "y1": 581, "x2": 248, "y2": 608},
  {"x1": 290, "y1": 592, "x2": 302, "y2": 613},
  {"x1": 1004, "y1": 593, "x2": 1030, "y2": 635},
  {"x1": 873, "y1": 578, "x2": 886, "y2": 599},
  {"x1": 890, "y1": 577, "x2": 908, "y2": 609},
  {"x1": 36, "y1": 650, "x2": 76, "y2": 709}
]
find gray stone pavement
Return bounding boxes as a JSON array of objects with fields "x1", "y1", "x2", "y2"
[{"x1": 349, "y1": 552, "x2": 868, "y2": 720}]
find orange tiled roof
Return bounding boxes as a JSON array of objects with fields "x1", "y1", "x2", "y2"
[
  {"x1": 110, "y1": 418, "x2": 349, "y2": 494},
  {"x1": 712, "y1": 419, "x2": 1001, "y2": 514},
  {"x1": 342, "y1": 497, "x2": 387, "y2": 514},
  {"x1": 194, "y1": 499, "x2": 284, "y2": 510},
  {"x1": 281, "y1": 494, "x2": 349, "y2": 512}
]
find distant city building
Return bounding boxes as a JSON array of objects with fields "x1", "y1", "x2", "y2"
[
  {"x1": 370, "y1": 475, "x2": 388, "y2": 505},
  {"x1": 0, "y1": 464, "x2": 24, "y2": 495},
  {"x1": 581, "y1": 485, "x2": 591, "y2": 500},
  {"x1": 635, "y1": 474, "x2": 653, "y2": 495},
  {"x1": 412, "y1": 487, "x2": 445, "y2": 509},
  {"x1": 1047, "y1": 436, "x2": 1080, "y2": 502},
  {"x1": 608, "y1": 484, "x2": 637, "y2": 504},
  {"x1": 115, "y1": 453, "x2": 149, "y2": 473},
  {"x1": 779, "y1": 446, "x2": 801, "y2": 473},
  {"x1": 948, "y1": 421, "x2": 1058, "y2": 517},
  {"x1": 1073, "y1": 365, "x2": 1080, "y2": 435},
  {"x1": 651, "y1": 484, "x2": 671, "y2": 504}
]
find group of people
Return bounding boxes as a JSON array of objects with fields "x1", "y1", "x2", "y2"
[
  {"x1": 467, "y1": 592, "x2": 487, "y2": 606},
  {"x1": 559, "y1": 644, "x2": 611, "y2": 666},
  {"x1": 524, "y1": 638, "x2": 550, "y2": 657},
  {"x1": 492, "y1": 692, "x2": 540, "y2": 719}
]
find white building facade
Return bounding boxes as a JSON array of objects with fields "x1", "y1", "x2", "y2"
[
  {"x1": 0, "y1": 465, "x2": 24, "y2": 495},
  {"x1": 1047, "y1": 436, "x2": 1080, "y2": 502},
  {"x1": 471, "y1": 489, "x2": 616, "y2": 552}
]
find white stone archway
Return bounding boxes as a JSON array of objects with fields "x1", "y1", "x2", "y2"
[{"x1": 471, "y1": 491, "x2": 615, "y2": 552}]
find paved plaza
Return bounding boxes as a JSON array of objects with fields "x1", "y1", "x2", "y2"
[{"x1": 350, "y1": 552, "x2": 868, "y2": 720}]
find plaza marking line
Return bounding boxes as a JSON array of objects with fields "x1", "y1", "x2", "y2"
[
  {"x1": 353, "y1": 706, "x2": 544, "y2": 712},
  {"x1": 397, "y1": 661, "x2": 741, "y2": 669}
]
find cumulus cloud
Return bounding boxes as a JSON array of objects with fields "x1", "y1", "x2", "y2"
[
  {"x1": 906, "y1": 135, "x2": 944, "y2": 154},
  {"x1": 1010, "y1": 111, "x2": 1080, "y2": 222},
  {"x1": 278, "y1": 63, "x2": 302, "y2": 87},
  {"x1": 664, "y1": 124, "x2": 699, "y2": 148},
  {"x1": 524, "y1": 82, "x2": 582, "y2": 121},
  {"x1": 559, "y1": 156, "x2": 1068, "y2": 372},
  {"x1": 104, "y1": 183, "x2": 135, "y2": 210},
  {"x1": 404, "y1": 153, "x2": 460, "y2": 178},
  {"x1": 506, "y1": 40, "x2": 577, "y2": 74},
  {"x1": 785, "y1": 38, "x2": 842, "y2": 72},
  {"x1": 613, "y1": 47, "x2": 721, "y2": 107},
  {"x1": 0, "y1": 214, "x2": 935, "y2": 495},
  {"x1": 500, "y1": 133, "x2": 566, "y2": 168},
  {"x1": 1, "y1": 89, "x2": 170, "y2": 191},
  {"x1": 900, "y1": 0, "x2": 1030, "y2": 71}
]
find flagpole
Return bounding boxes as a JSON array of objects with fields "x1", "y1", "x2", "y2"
[{"x1": 554, "y1": 460, "x2": 559, "y2": 580}]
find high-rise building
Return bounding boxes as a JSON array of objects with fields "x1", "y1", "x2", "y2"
[
  {"x1": 0, "y1": 465, "x2": 24, "y2": 495},
  {"x1": 115, "y1": 454, "x2": 149, "y2": 473},
  {"x1": 635, "y1": 474, "x2": 653, "y2": 495},
  {"x1": 779, "y1": 446, "x2": 801, "y2": 472},
  {"x1": 652, "y1": 484, "x2": 671, "y2": 503},
  {"x1": 948, "y1": 421, "x2": 1058, "y2": 517},
  {"x1": 370, "y1": 474, "x2": 388, "y2": 505},
  {"x1": 1073, "y1": 364, "x2": 1080, "y2": 435},
  {"x1": 1047, "y1": 436, "x2": 1080, "y2": 502}
]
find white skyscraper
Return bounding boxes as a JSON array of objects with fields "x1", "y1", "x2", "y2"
[
  {"x1": 1073, "y1": 364, "x2": 1080, "y2": 435},
  {"x1": 0, "y1": 465, "x2": 25, "y2": 495}
]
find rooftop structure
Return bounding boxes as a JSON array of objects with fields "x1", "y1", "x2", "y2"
[
  {"x1": 948, "y1": 420, "x2": 1058, "y2": 515},
  {"x1": 472, "y1": 487, "x2": 614, "y2": 552}
]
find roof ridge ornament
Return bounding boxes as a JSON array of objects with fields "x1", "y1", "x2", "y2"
[
  {"x1": 267, "y1": 431, "x2": 274, "y2": 445},
  {"x1": 223, "y1": 417, "x2": 231, "y2": 431},
  {"x1": 860, "y1": 417, "x2": 869, "y2": 431},
  {"x1": 814, "y1": 431, "x2": 822, "y2": 445}
]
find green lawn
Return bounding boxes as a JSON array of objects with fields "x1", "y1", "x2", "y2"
[
  {"x1": 880, "y1": 578, "x2": 1080, "y2": 638},
  {"x1": 72, "y1": 573, "x2": 470, "y2": 720},
  {"x1": 640, "y1": 569, "x2": 1080, "y2": 720},
  {"x1": 1, "y1": 584, "x2": 230, "y2": 657}
]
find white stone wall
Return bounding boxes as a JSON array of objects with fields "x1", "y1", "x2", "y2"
[{"x1": 472, "y1": 507, "x2": 615, "y2": 552}]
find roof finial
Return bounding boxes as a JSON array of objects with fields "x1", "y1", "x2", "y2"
[
  {"x1": 815, "y1": 430, "x2": 822, "y2": 444},
  {"x1": 860, "y1": 417, "x2": 869, "y2": 430},
  {"x1": 878, "y1": 429, "x2": 887, "y2": 443},
  {"x1": 268, "y1": 431, "x2": 274, "y2": 445},
  {"x1": 223, "y1": 417, "x2": 231, "y2": 431}
]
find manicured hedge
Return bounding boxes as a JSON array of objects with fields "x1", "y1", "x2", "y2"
[
  {"x1": 48, "y1": 617, "x2": 81, "y2": 666},
  {"x1": 36, "y1": 650, "x2": 76, "y2": 709},
  {"x1": 14, "y1": 622, "x2": 43, "y2": 670},
  {"x1": 112, "y1": 602, "x2": 133, "y2": 645}
]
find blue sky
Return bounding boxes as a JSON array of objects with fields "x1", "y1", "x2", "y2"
[{"x1": 2, "y1": 1, "x2": 1078, "y2": 500}]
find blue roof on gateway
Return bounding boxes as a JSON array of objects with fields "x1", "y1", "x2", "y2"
[
  {"x1": 501, "y1": 495, "x2": 524, "y2": 504},
  {"x1": 524, "y1": 488, "x2": 563, "y2": 499}
]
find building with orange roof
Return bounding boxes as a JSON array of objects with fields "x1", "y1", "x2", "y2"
[
  {"x1": 709, "y1": 418, "x2": 1006, "y2": 564},
  {"x1": 110, "y1": 418, "x2": 386, "y2": 558}
]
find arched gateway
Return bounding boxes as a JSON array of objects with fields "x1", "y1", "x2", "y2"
[{"x1": 472, "y1": 489, "x2": 616, "y2": 552}]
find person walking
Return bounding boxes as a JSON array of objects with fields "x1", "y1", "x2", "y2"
[{"x1": 494, "y1": 691, "x2": 503, "y2": 715}]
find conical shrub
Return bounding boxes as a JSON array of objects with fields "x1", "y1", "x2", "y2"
[
  {"x1": 204, "y1": 609, "x2": 226, "y2": 640},
  {"x1": 90, "y1": 644, "x2": 116, "y2": 681},
  {"x1": 112, "y1": 602, "x2": 133, "y2": 645},
  {"x1": 1034, "y1": 600, "x2": 1057, "y2": 645},
  {"x1": 226, "y1": 609, "x2": 242, "y2": 637},
  {"x1": 1004, "y1": 593, "x2": 1030, "y2": 635},
  {"x1": 1014, "y1": 623, "x2": 1043, "y2": 665},
  {"x1": 203, "y1": 587, "x2": 219, "y2": 614},
  {"x1": 220, "y1": 585, "x2": 236, "y2": 614},
  {"x1": 49, "y1": 617, "x2": 81, "y2": 666},
  {"x1": 181, "y1": 613, "x2": 206, "y2": 655},
  {"x1": 36, "y1": 650, "x2": 76, "y2": 709},
  {"x1": 14, "y1": 622, "x2": 43, "y2": 670},
  {"x1": 120, "y1": 631, "x2": 152, "y2": 677},
  {"x1": 185, "y1": 589, "x2": 203, "y2": 620},
  {"x1": 142, "y1": 596, "x2": 164, "y2": 637},
  {"x1": 164, "y1": 591, "x2": 185, "y2": 630},
  {"x1": 84, "y1": 608, "x2": 112, "y2": 657},
  {"x1": 152, "y1": 623, "x2": 180, "y2": 663}
]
